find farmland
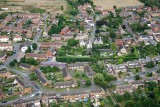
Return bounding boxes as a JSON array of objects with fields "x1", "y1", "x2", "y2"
[
  {"x1": 0, "y1": 0, "x2": 67, "y2": 14},
  {"x1": 93, "y1": 0, "x2": 144, "y2": 9}
]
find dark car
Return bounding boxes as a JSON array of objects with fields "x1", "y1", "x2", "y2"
[{"x1": 2, "y1": 100, "x2": 7, "y2": 103}]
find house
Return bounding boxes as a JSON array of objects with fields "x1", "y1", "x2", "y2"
[
  {"x1": 0, "y1": 71, "x2": 11, "y2": 78},
  {"x1": 143, "y1": 77, "x2": 158, "y2": 83},
  {"x1": 112, "y1": 64, "x2": 127, "y2": 73},
  {"x1": 45, "y1": 48, "x2": 56, "y2": 58},
  {"x1": 62, "y1": 33, "x2": 74, "y2": 40},
  {"x1": 0, "y1": 91, "x2": 6, "y2": 100},
  {"x1": 60, "y1": 88, "x2": 105, "y2": 102},
  {"x1": 0, "y1": 53, "x2": 6, "y2": 62},
  {"x1": 130, "y1": 80, "x2": 145, "y2": 89},
  {"x1": 0, "y1": 36, "x2": 9, "y2": 43},
  {"x1": 60, "y1": 26, "x2": 70, "y2": 35},
  {"x1": 90, "y1": 88, "x2": 105, "y2": 100},
  {"x1": 99, "y1": 49, "x2": 113, "y2": 57},
  {"x1": 13, "y1": 77, "x2": 32, "y2": 94},
  {"x1": 116, "y1": 84, "x2": 133, "y2": 95},
  {"x1": 79, "y1": 40, "x2": 86, "y2": 47},
  {"x1": 51, "y1": 34, "x2": 62, "y2": 41},
  {"x1": 117, "y1": 46, "x2": 127, "y2": 56},
  {"x1": 139, "y1": 58, "x2": 152, "y2": 65},
  {"x1": 94, "y1": 37, "x2": 103, "y2": 45},
  {"x1": 115, "y1": 39, "x2": 124, "y2": 46},
  {"x1": 25, "y1": 53, "x2": 48, "y2": 60},
  {"x1": 127, "y1": 60, "x2": 141, "y2": 68},
  {"x1": 40, "y1": 42, "x2": 64, "y2": 49},
  {"x1": 33, "y1": 69, "x2": 50, "y2": 86},
  {"x1": 67, "y1": 63, "x2": 85, "y2": 71},
  {"x1": 154, "y1": 34, "x2": 160, "y2": 42},
  {"x1": 19, "y1": 63, "x2": 32, "y2": 71},
  {"x1": 0, "y1": 44, "x2": 13, "y2": 51},
  {"x1": 85, "y1": 66, "x2": 95, "y2": 77},
  {"x1": 54, "y1": 80, "x2": 77, "y2": 88},
  {"x1": 62, "y1": 67, "x2": 72, "y2": 81},
  {"x1": 76, "y1": 33, "x2": 89, "y2": 40},
  {"x1": 12, "y1": 13, "x2": 40, "y2": 18},
  {"x1": 40, "y1": 61, "x2": 66, "y2": 69},
  {"x1": 13, "y1": 35, "x2": 22, "y2": 42}
]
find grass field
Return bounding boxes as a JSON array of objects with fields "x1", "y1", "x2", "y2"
[
  {"x1": 0, "y1": 0, "x2": 67, "y2": 14},
  {"x1": 93, "y1": 0, "x2": 144, "y2": 9}
]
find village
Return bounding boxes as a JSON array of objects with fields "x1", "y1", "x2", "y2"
[{"x1": 0, "y1": 0, "x2": 159, "y2": 107}]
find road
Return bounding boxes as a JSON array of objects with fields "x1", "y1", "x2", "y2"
[
  {"x1": 109, "y1": 66, "x2": 160, "y2": 85},
  {"x1": 123, "y1": 19, "x2": 138, "y2": 43}
]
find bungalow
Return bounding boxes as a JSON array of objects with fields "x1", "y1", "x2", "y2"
[
  {"x1": 0, "y1": 44, "x2": 13, "y2": 51},
  {"x1": 25, "y1": 53, "x2": 48, "y2": 60},
  {"x1": 13, "y1": 35, "x2": 22, "y2": 42},
  {"x1": 62, "y1": 67, "x2": 72, "y2": 81},
  {"x1": 67, "y1": 63, "x2": 85, "y2": 71},
  {"x1": 60, "y1": 26, "x2": 70, "y2": 35},
  {"x1": 54, "y1": 80, "x2": 77, "y2": 88},
  {"x1": 116, "y1": 84, "x2": 133, "y2": 95},
  {"x1": 0, "y1": 36, "x2": 9, "y2": 43},
  {"x1": 19, "y1": 63, "x2": 32, "y2": 71},
  {"x1": 85, "y1": 66, "x2": 95, "y2": 78}
]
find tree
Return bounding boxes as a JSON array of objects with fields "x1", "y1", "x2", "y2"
[
  {"x1": 85, "y1": 78, "x2": 91, "y2": 86},
  {"x1": 113, "y1": 5, "x2": 117, "y2": 9},
  {"x1": 124, "y1": 100, "x2": 135, "y2": 107},
  {"x1": 48, "y1": 24, "x2": 59, "y2": 35},
  {"x1": 135, "y1": 75, "x2": 140, "y2": 80},
  {"x1": 9, "y1": 61, "x2": 15, "y2": 67},
  {"x1": 124, "y1": 92, "x2": 131, "y2": 100},
  {"x1": 61, "y1": 5, "x2": 64, "y2": 10},
  {"x1": 118, "y1": 58, "x2": 123, "y2": 64},
  {"x1": 94, "y1": 73, "x2": 107, "y2": 89},
  {"x1": 32, "y1": 43, "x2": 37, "y2": 50},
  {"x1": 67, "y1": 39, "x2": 79, "y2": 47},
  {"x1": 146, "y1": 61, "x2": 155, "y2": 68},
  {"x1": 110, "y1": 43, "x2": 117, "y2": 52},
  {"x1": 26, "y1": 46, "x2": 31, "y2": 53}
]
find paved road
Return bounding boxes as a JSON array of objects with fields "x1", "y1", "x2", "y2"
[
  {"x1": 123, "y1": 19, "x2": 138, "y2": 43},
  {"x1": 109, "y1": 66, "x2": 160, "y2": 85}
]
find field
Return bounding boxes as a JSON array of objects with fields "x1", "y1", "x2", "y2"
[
  {"x1": 93, "y1": 0, "x2": 144, "y2": 10},
  {"x1": 0, "y1": 0, "x2": 67, "y2": 14}
]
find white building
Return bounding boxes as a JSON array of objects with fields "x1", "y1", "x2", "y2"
[
  {"x1": 13, "y1": 35, "x2": 22, "y2": 42},
  {"x1": 0, "y1": 44, "x2": 13, "y2": 51},
  {"x1": 0, "y1": 36, "x2": 9, "y2": 43}
]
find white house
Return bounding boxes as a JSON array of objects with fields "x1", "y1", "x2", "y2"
[
  {"x1": 0, "y1": 44, "x2": 13, "y2": 51},
  {"x1": 13, "y1": 35, "x2": 22, "y2": 42},
  {"x1": 0, "y1": 36, "x2": 9, "y2": 43},
  {"x1": 21, "y1": 46, "x2": 28, "y2": 53}
]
